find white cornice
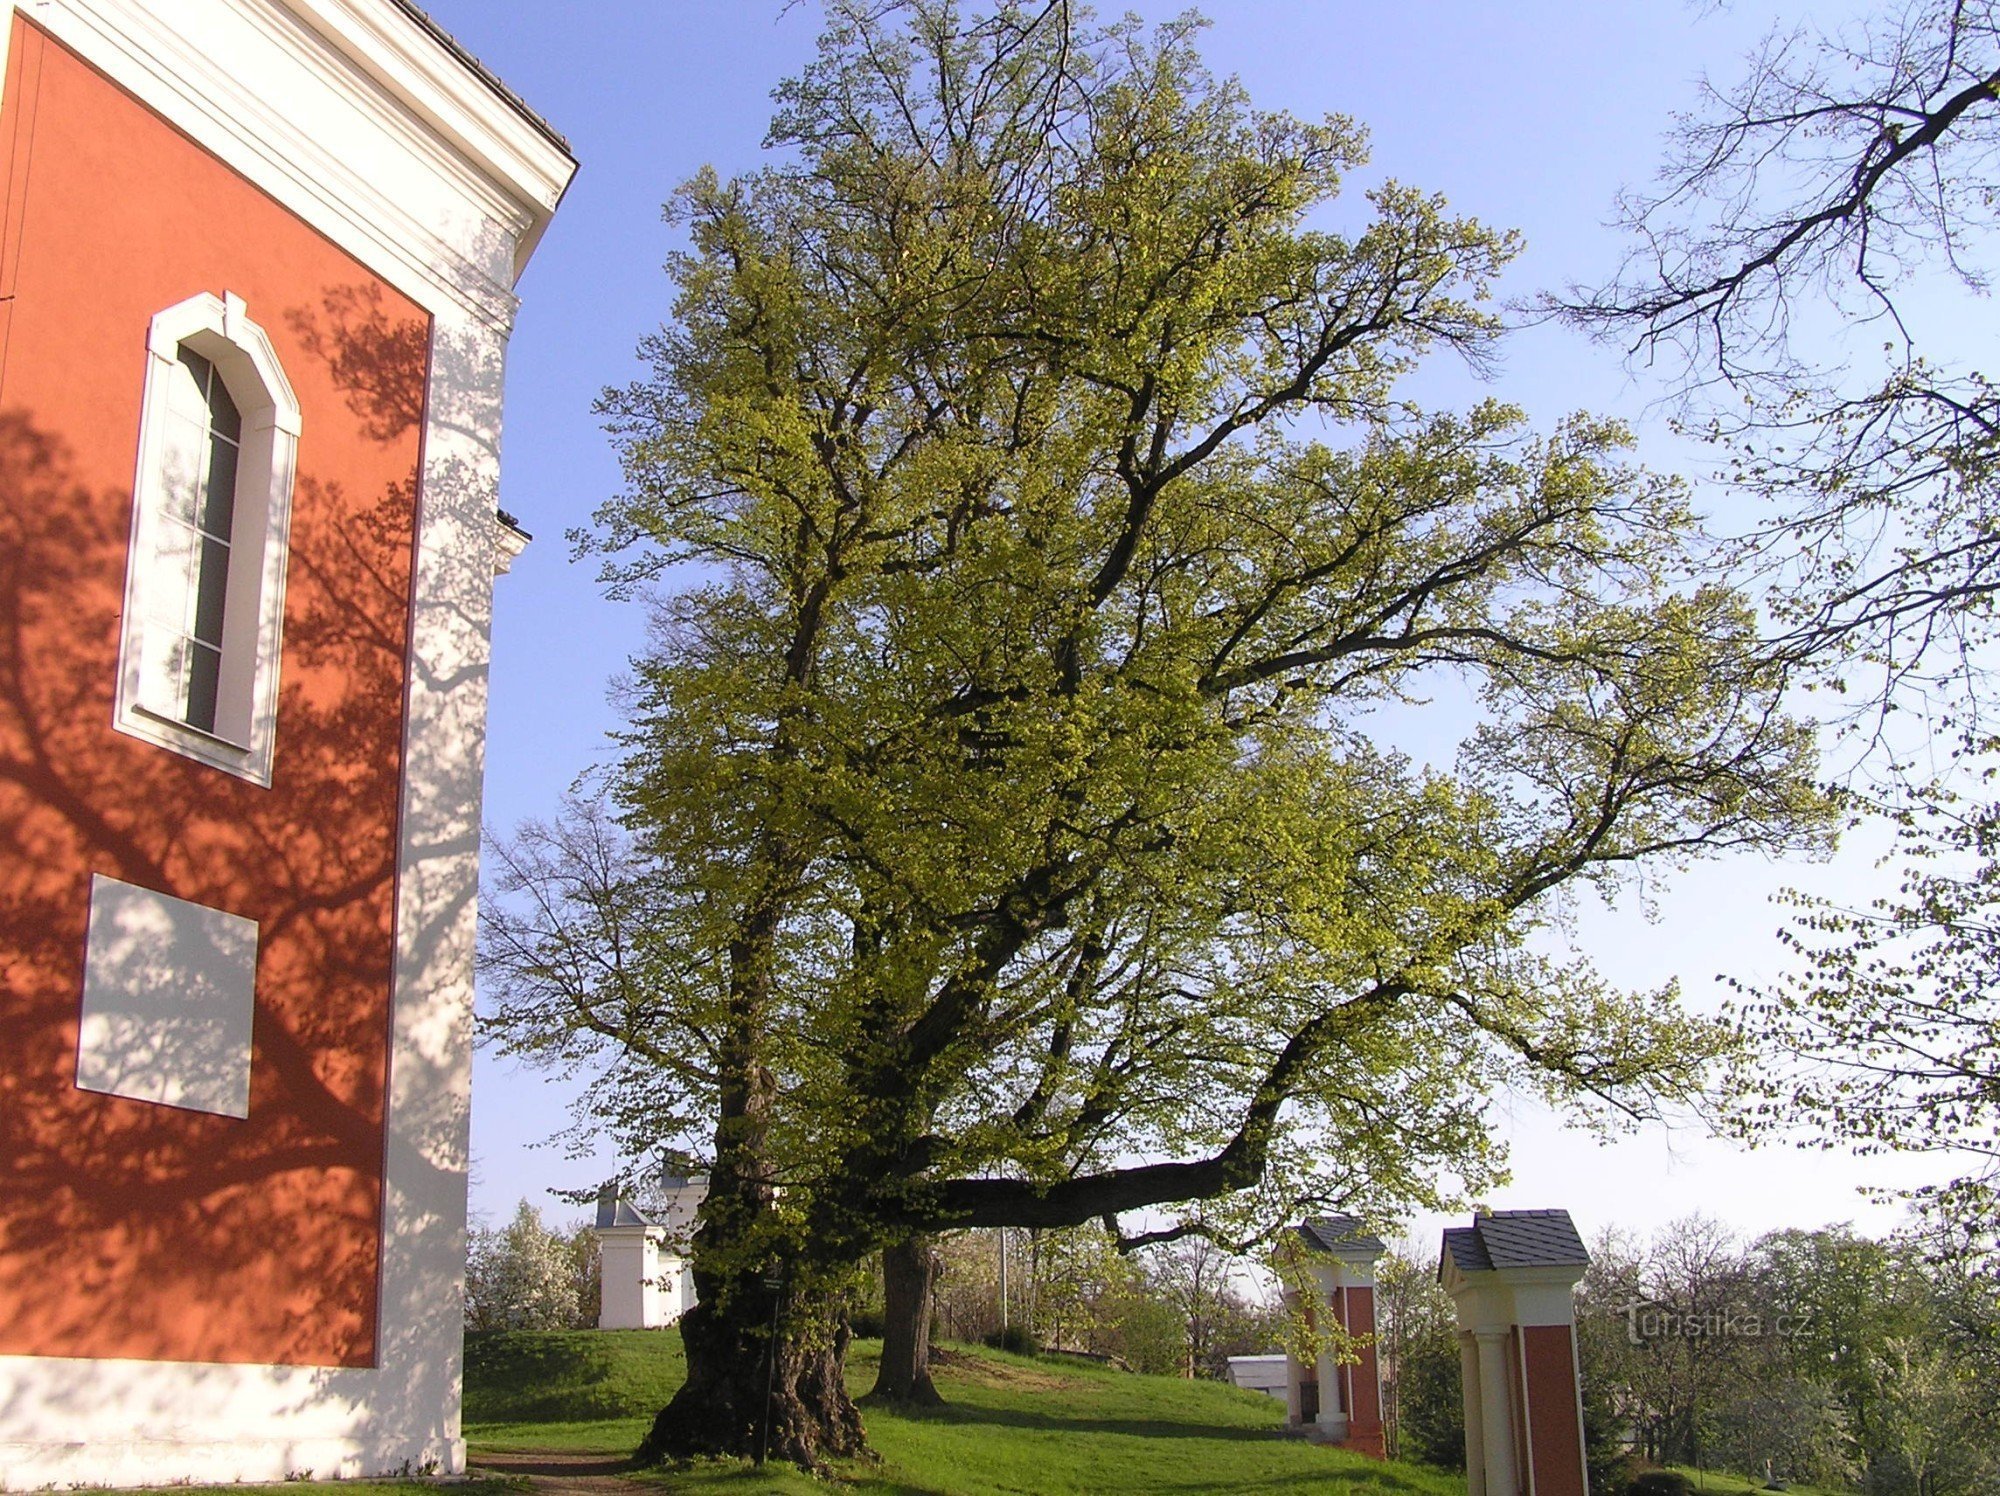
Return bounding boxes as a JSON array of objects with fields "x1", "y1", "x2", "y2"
[
  {"x1": 21, "y1": 0, "x2": 574, "y2": 327},
  {"x1": 492, "y1": 516, "x2": 529, "y2": 576},
  {"x1": 278, "y1": 0, "x2": 575, "y2": 277}
]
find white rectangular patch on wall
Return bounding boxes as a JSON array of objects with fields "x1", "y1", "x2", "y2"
[{"x1": 76, "y1": 874, "x2": 259, "y2": 1119}]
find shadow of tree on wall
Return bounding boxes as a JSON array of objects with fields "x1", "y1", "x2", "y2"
[
  {"x1": 0, "y1": 274, "x2": 457, "y2": 1385},
  {"x1": 0, "y1": 214, "x2": 527, "y2": 1467},
  {"x1": 288, "y1": 285, "x2": 429, "y2": 445},
  {"x1": 0, "y1": 398, "x2": 411, "y2": 1364}
]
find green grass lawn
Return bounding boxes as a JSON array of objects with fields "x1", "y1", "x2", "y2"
[
  {"x1": 464, "y1": 1329, "x2": 1466, "y2": 1495},
  {"x1": 1661, "y1": 1468, "x2": 1850, "y2": 1496},
  {"x1": 466, "y1": 1326, "x2": 690, "y2": 1431},
  {"x1": 101, "y1": 1331, "x2": 1858, "y2": 1496}
]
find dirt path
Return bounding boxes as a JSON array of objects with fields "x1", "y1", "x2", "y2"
[{"x1": 467, "y1": 1449, "x2": 652, "y2": 1496}]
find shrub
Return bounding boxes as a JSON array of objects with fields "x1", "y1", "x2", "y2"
[
  {"x1": 1626, "y1": 1473, "x2": 1694, "y2": 1496},
  {"x1": 465, "y1": 1202, "x2": 588, "y2": 1332},
  {"x1": 982, "y1": 1324, "x2": 1039, "y2": 1355}
]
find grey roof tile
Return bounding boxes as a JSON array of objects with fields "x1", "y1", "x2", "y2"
[
  {"x1": 1439, "y1": 1210, "x2": 1588, "y2": 1275},
  {"x1": 594, "y1": 1188, "x2": 653, "y2": 1229},
  {"x1": 1296, "y1": 1214, "x2": 1387, "y2": 1256},
  {"x1": 1441, "y1": 1225, "x2": 1491, "y2": 1274},
  {"x1": 1478, "y1": 1209, "x2": 1589, "y2": 1268}
]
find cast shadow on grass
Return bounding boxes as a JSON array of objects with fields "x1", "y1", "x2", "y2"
[
  {"x1": 870, "y1": 1404, "x2": 1457, "y2": 1496},
  {"x1": 469, "y1": 1451, "x2": 642, "y2": 1478},
  {"x1": 855, "y1": 1459, "x2": 1437, "y2": 1496},
  {"x1": 898, "y1": 1401, "x2": 1283, "y2": 1442},
  {"x1": 1076, "y1": 1479, "x2": 1433, "y2": 1496},
  {"x1": 463, "y1": 1334, "x2": 626, "y2": 1423}
]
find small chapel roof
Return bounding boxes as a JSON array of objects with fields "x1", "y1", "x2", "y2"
[
  {"x1": 1295, "y1": 1214, "x2": 1387, "y2": 1256},
  {"x1": 594, "y1": 1188, "x2": 654, "y2": 1230},
  {"x1": 1440, "y1": 1209, "x2": 1589, "y2": 1275}
]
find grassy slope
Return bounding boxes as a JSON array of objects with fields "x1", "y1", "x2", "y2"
[
  {"x1": 1661, "y1": 1470, "x2": 1849, "y2": 1496},
  {"x1": 467, "y1": 1326, "x2": 690, "y2": 1427},
  {"x1": 465, "y1": 1330, "x2": 1466, "y2": 1495}
]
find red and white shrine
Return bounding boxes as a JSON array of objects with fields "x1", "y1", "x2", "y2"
[
  {"x1": 1438, "y1": 1209, "x2": 1592, "y2": 1496},
  {"x1": 1281, "y1": 1215, "x2": 1388, "y2": 1456}
]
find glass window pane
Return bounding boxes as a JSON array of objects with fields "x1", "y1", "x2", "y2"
[
  {"x1": 176, "y1": 345, "x2": 214, "y2": 388},
  {"x1": 192, "y1": 534, "x2": 230, "y2": 647},
  {"x1": 160, "y1": 412, "x2": 206, "y2": 527},
  {"x1": 155, "y1": 340, "x2": 245, "y2": 735},
  {"x1": 148, "y1": 521, "x2": 199, "y2": 630},
  {"x1": 201, "y1": 437, "x2": 237, "y2": 537},
  {"x1": 207, "y1": 372, "x2": 241, "y2": 445},
  {"x1": 142, "y1": 631, "x2": 186, "y2": 716},
  {"x1": 167, "y1": 350, "x2": 212, "y2": 422},
  {"x1": 185, "y1": 641, "x2": 222, "y2": 734}
]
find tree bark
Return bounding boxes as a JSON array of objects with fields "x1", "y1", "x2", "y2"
[
  {"x1": 867, "y1": 1236, "x2": 943, "y2": 1407},
  {"x1": 636, "y1": 879, "x2": 868, "y2": 1470},
  {"x1": 636, "y1": 1261, "x2": 866, "y2": 1470}
]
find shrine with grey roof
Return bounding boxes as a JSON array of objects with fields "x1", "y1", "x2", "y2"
[{"x1": 1261, "y1": 1206, "x2": 1590, "y2": 1496}]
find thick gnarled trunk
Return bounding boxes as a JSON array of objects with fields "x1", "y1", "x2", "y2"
[
  {"x1": 638, "y1": 881, "x2": 871, "y2": 1470},
  {"x1": 637, "y1": 1262, "x2": 865, "y2": 1470},
  {"x1": 867, "y1": 1235, "x2": 943, "y2": 1406}
]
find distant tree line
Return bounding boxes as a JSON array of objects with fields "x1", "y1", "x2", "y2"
[
  {"x1": 468, "y1": 1200, "x2": 1996, "y2": 1496},
  {"x1": 466, "y1": 1204, "x2": 1282, "y2": 1384},
  {"x1": 873, "y1": 1225, "x2": 1285, "y2": 1381},
  {"x1": 1377, "y1": 1219, "x2": 2000, "y2": 1495}
]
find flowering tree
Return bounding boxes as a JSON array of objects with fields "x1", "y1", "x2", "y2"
[{"x1": 464, "y1": 1201, "x2": 586, "y2": 1333}]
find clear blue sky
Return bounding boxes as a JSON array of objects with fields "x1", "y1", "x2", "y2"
[{"x1": 427, "y1": 0, "x2": 1963, "y2": 1251}]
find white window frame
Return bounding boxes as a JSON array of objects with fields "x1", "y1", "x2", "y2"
[{"x1": 115, "y1": 292, "x2": 301, "y2": 786}]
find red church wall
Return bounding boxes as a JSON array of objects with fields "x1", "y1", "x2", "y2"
[
  {"x1": 1521, "y1": 1324, "x2": 1587, "y2": 1496},
  {"x1": 0, "y1": 16, "x2": 431, "y2": 1368}
]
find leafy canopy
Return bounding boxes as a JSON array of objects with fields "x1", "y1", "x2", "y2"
[{"x1": 484, "y1": 1, "x2": 1831, "y2": 1261}]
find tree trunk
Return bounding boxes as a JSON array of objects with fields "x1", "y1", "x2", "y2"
[
  {"x1": 636, "y1": 888, "x2": 867, "y2": 1471},
  {"x1": 867, "y1": 1236, "x2": 943, "y2": 1406},
  {"x1": 636, "y1": 1261, "x2": 866, "y2": 1470}
]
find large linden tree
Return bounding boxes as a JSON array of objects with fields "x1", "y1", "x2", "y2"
[{"x1": 482, "y1": 1, "x2": 1831, "y2": 1467}]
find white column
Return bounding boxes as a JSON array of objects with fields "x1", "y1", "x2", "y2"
[
  {"x1": 1475, "y1": 1330, "x2": 1518, "y2": 1496},
  {"x1": 1337, "y1": 1285, "x2": 1353, "y2": 1418},
  {"x1": 1314, "y1": 1337, "x2": 1348, "y2": 1435},
  {"x1": 1313, "y1": 1275, "x2": 1347, "y2": 1435},
  {"x1": 1282, "y1": 1289, "x2": 1304, "y2": 1425},
  {"x1": 1459, "y1": 1332, "x2": 1486, "y2": 1496}
]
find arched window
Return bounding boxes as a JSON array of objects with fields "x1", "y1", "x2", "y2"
[{"x1": 115, "y1": 293, "x2": 300, "y2": 786}]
